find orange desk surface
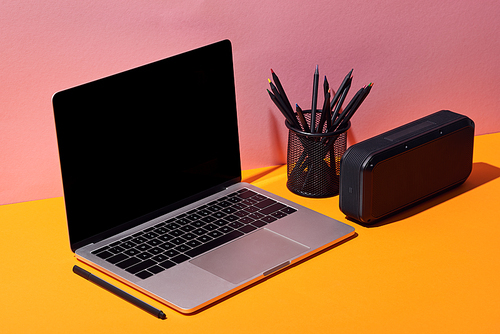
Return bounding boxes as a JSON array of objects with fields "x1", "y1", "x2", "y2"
[{"x1": 2, "y1": 133, "x2": 499, "y2": 333}]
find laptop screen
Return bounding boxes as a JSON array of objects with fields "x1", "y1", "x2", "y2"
[{"x1": 53, "y1": 40, "x2": 241, "y2": 251}]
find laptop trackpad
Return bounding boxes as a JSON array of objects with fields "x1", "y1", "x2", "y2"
[{"x1": 190, "y1": 228, "x2": 309, "y2": 285}]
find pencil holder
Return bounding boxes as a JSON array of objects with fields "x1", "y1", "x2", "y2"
[{"x1": 286, "y1": 110, "x2": 350, "y2": 198}]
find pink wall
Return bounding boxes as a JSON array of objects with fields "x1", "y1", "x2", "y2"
[{"x1": 2, "y1": 0, "x2": 500, "y2": 205}]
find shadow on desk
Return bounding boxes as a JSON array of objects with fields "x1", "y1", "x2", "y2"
[
  {"x1": 356, "y1": 162, "x2": 500, "y2": 228},
  {"x1": 242, "y1": 165, "x2": 284, "y2": 184}
]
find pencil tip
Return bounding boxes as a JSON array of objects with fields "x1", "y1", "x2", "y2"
[
  {"x1": 271, "y1": 69, "x2": 274, "y2": 74},
  {"x1": 268, "y1": 78, "x2": 271, "y2": 83}
]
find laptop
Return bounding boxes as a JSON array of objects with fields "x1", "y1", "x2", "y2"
[{"x1": 52, "y1": 39, "x2": 355, "y2": 314}]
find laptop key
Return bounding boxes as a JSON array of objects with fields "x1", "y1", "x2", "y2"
[
  {"x1": 207, "y1": 230, "x2": 223, "y2": 238},
  {"x1": 120, "y1": 241, "x2": 136, "y2": 249},
  {"x1": 124, "y1": 248, "x2": 140, "y2": 256},
  {"x1": 174, "y1": 244, "x2": 191, "y2": 253},
  {"x1": 225, "y1": 215, "x2": 239, "y2": 222},
  {"x1": 116, "y1": 257, "x2": 141, "y2": 269},
  {"x1": 260, "y1": 203, "x2": 286, "y2": 215},
  {"x1": 197, "y1": 235, "x2": 212, "y2": 243},
  {"x1": 185, "y1": 230, "x2": 244, "y2": 258},
  {"x1": 201, "y1": 216, "x2": 217, "y2": 223},
  {"x1": 271, "y1": 211, "x2": 287, "y2": 219},
  {"x1": 159, "y1": 260, "x2": 176, "y2": 269},
  {"x1": 169, "y1": 229, "x2": 184, "y2": 237},
  {"x1": 152, "y1": 254, "x2": 169, "y2": 262},
  {"x1": 107, "y1": 253, "x2": 129, "y2": 264},
  {"x1": 136, "y1": 244, "x2": 152, "y2": 252},
  {"x1": 282, "y1": 207, "x2": 297, "y2": 214},
  {"x1": 192, "y1": 228, "x2": 207, "y2": 236},
  {"x1": 218, "y1": 226, "x2": 233, "y2": 234},
  {"x1": 125, "y1": 259, "x2": 156, "y2": 274},
  {"x1": 148, "y1": 247, "x2": 163, "y2": 255},
  {"x1": 171, "y1": 254, "x2": 190, "y2": 264},
  {"x1": 261, "y1": 216, "x2": 277, "y2": 223},
  {"x1": 251, "y1": 220, "x2": 267, "y2": 228},
  {"x1": 244, "y1": 206, "x2": 260, "y2": 213},
  {"x1": 154, "y1": 227, "x2": 169, "y2": 235},
  {"x1": 239, "y1": 217, "x2": 254, "y2": 224},
  {"x1": 254, "y1": 198, "x2": 277, "y2": 209},
  {"x1": 148, "y1": 265, "x2": 165, "y2": 274},
  {"x1": 136, "y1": 252, "x2": 153, "y2": 260},
  {"x1": 132, "y1": 236, "x2": 148, "y2": 244},
  {"x1": 248, "y1": 212, "x2": 265, "y2": 220},
  {"x1": 239, "y1": 225, "x2": 257, "y2": 233},
  {"x1": 95, "y1": 250, "x2": 113, "y2": 259},
  {"x1": 136, "y1": 271, "x2": 153, "y2": 279},
  {"x1": 91, "y1": 246, "x2": 109, "y2": 254},
  {"x1": 164, "y1": 249, "x2": 180, "y2": 257},
  {"x1": 146, "y1": 238, "x2": 162, "y2": 246},
  {"x1": 108, "y1": 246, "x2": 125, "y2": 254},
  {"x1": 238, "y1": 190, "x2": 257, "y2": 198},
  {"x1": 203, "y1": 223, "x2": 218, "y2": 231},
  {"x1": 170, "y1": 237, "x2": 186, "y2": 245},
  {"x1": 228, "y1": 221, "x2": 244, "y2": 229},
  {"x1": 206, "y1": 204, "x2": 222, "y2": 212},
  {"x1": 186, "y1": 239, "x2": 202, "y2": 248},
  {"x1": 181, "y1": 232, "x2": 197, "y2": 240},
  {"x1": 159, "y1": 242, "x2": 175, "y2": 250}
]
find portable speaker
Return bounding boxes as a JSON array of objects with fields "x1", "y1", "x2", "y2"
[{"x1": 339, "y1": 110, "x2": 474, "y2": 224}]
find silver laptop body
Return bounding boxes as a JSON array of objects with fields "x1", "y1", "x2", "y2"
[{"x1": 52, "y1": 39, "x2": 355, "y2": 314}]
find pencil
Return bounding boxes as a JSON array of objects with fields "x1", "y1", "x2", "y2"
[
  {"x1": 330, "y1": 69, "x2": 353, "y2": 110},
  {"x1": 267, "y1": 89, "x2": 298, "y2": 128},
  {"x1": 331, "y1": 86, "x2": 364, "y2": 130},
  {"x1": 317, "y1": 88, "x2": 331, "y2": 133},
  {"x1": 310, "y1": 65, "x2": 319, "y2": 133},
  {"x1": 330, "y1": 76, "x2": 351, "y2": 125},
  {"x1": 268, "y1": 79, "x2": 301, "y2": 129},
  {"x1": 337, "y1": 83, "x2": 373, "y2": 128},
  {"x1": 271, "y1": 69, "x2": 294, "y2": 116},
  {"x1": 295, "y1": 104, "x2": 310, "y2": 133}
]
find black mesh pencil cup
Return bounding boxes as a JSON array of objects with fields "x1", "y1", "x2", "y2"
[{"x1": 286, "y1": 112, "x2": 350, "y2": 198}]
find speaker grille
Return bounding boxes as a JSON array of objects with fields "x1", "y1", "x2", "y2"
[{"x1": 371, "y1": 126, "x2": 474, "y2": 218}]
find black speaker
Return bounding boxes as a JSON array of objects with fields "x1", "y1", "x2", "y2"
[{"x1": 339, "y1": 110, "x2": 474, "y2": 224}]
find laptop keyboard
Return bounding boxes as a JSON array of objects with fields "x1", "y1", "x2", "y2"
[{"x1": 91, "y1": 188, "x2": 297, "y2": 279}]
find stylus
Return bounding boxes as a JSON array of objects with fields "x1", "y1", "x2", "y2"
[{"x1": 72, "y1": 265, "x2": 167, "y2": 320}]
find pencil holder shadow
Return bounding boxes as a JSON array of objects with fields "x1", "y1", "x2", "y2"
[{"x1": 286, "y1": 112, "x2": 349, "y2": 198}]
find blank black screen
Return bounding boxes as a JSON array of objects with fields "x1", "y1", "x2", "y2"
[{"x1": 53, "y1": 40, "x2": 241, "y2": 251}]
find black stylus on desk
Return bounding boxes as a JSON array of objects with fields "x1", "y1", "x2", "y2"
[{"x1": 72, "y1": 265, "x2": 167, "y2": 320}]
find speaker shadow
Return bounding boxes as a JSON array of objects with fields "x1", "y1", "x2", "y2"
[{"x1": 352, "y1": 162, "x2": 500, "y2": 228}]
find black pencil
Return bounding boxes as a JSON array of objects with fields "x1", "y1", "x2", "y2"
[
  {"x1": 316, "y1": 88, "x2": 331, "y2": 133},
  {"x1": 267, "y1": 89, "x2": 298, "y2": 128},
  {"x1": 331, "y1": 86, "x2": 365, "y2": 130},
  {"x1": 330, "y1": 69, "x2": 353, "y2": 110},
  {"x1": 330, "y1": 86, "x2": 363, "y2": 131},
  {"x1": 296, "y1": 104, "x2": 310, "y2": 133},
  {"x1": 310, "y1": 65, "x2": 319, "y2": 133},
  {"x1": 330, "y1": 76, "x2": 351, "y2": 125},
  {"x1": 268, "y1": 80, "x2": 301, "y2": 129},
  {"x1": 271, "y1": 69, "x2": 294, "y2": 116},
  {"x1": 337, "y1": 83, "x2": 373, "y2": 129}
]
